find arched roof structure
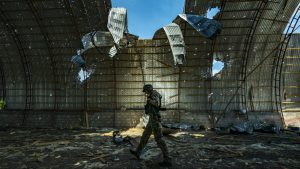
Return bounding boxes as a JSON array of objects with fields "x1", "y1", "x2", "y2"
[{"x1": 1, "y1": 0, "x2": 299, "y2": 128}]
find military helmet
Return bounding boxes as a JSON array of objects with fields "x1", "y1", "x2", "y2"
[{"x1": 143, "y1": 84, "x2": 153, "y2": 92}]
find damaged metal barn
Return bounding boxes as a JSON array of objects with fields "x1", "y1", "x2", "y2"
[{"x1": 1, "y1": 0, "x2": 300, "y2": 168}]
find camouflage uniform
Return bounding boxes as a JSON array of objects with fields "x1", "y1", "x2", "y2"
[{"x1": 135, "y1": 90, "x2": 170, "y2": 161}]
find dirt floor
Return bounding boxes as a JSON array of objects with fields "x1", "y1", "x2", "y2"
[{"x1": 0, "y1": 127, "x2": 300, "y2": 169}]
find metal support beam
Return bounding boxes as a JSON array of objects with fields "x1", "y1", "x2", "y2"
[
  {"x1": 240, "y1": 0, "x2": 268, "y2": 118},
  {"x1": 272, "y1": 5, "x2": 300, "y2": 128},
  {"x1": 26, "y1": 0, "x2": 58, "y2": 110},
  {"x1": 63, "y1": 0, "x2": 82, "y2": 39},
  {"x1": 0, "y1": 7, "x2": 32, "y2": 124},
  {"x1": 134, "y1": 48, "x2": 146, "y2": 85},
  {"x1": 26, "y1": 0, "x2": 60, "y2": 127},
  {"x1": 209, "y1": 0, "x2": 227, "y2": 128},
  {"x1": 0, "y1": 59, "x2": 6, "y2": 99},
  {"x1": 113, "y1": 58, "x2": 117, "y2": 127}
]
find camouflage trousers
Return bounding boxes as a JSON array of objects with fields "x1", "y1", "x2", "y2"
[{"x1": 136, "y1": 115, "x2": 170, "y2": 159}]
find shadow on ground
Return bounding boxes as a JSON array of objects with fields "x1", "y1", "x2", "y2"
[{"x1": 0, "y1": 127, "x2": 299, "y2": 169}]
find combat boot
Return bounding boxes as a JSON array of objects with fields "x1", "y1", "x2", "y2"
[
  {"x1": 158, "y1": 157, "x2": 172, "y2": 167},
  {"x1": 129, "y1": 149, "x2": 140, "y2": 160}
]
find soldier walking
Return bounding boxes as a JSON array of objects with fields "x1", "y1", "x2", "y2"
[{"x1": 130, "y1": 84, "x2": 172, "y2": 166}]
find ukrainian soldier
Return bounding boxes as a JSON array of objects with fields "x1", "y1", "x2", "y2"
[{"x1": 130, "y1": 84, "x2": 172, "y2": 166}]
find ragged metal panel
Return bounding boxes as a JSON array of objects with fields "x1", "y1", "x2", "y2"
[
  {"x1": 163, "y1": 23, "x2": 186, "y2": 65},
  {"x1": 107, "y1": 7, "x2": 127, "y2": 58},
  {"x1": 179, "y1": 14, "x2": 222, "y2": 39}
]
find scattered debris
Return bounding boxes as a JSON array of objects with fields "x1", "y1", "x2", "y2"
[
  {"x1": 215, "y1": 120, "x2": 281, "y2": 135},
  {"x1": 84, "y1": 162, "x2": 106, "y2": 169},
  {"x1": 253, "y1": 121, "x2": 281, "y2": 134},
  {"x1": 113, "y1": 130, "x2": 123, "y2": 145},
  {"x1": 230, "y1": 121, "x2": 254, "y2": 134},
  {"x1": 71, "y1": 54, "x2": 86, "y2": 68},
  {"x1": 0, "y1": 128, "x2": 299, "y2": 169},
  {"x1": 214, "y1": 127, "x2": 230, "y2": 134},
  {"x1": 163, "y1": 123, "x2": 205, "y2": 131}
]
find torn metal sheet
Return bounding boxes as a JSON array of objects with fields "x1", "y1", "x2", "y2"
[
  {"x1": 78, "y1": 32, "x2": 137, "y2": 56},
  {"x1": 71, "y1": 54, "x2": 86, "y2": 68},
  {"x1": 81, "y1": 31, "x2": 114, "y2": 50},
  {"x1": 179, "y1": 14, "x2": 221, "y2": 39},
  {"x1": 163, "y1": 23, "x2": 186, "y2": 65},
  {"x1": 108, "y1": 46, "x2": 118, "y2": 58},
  {"x1": 74, "y1": 8, "x2": 129, "y2": 59},
  {"x1": 107, "y1": 8, "x2": 128, "y2": 58},
  {"x1": 77, "y1": 65, "x2": 95, "y2": 83}
]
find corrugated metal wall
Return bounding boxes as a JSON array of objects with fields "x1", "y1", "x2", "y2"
[{"x1": 1, "y1": 0, "x2": 300, "y2": 128}]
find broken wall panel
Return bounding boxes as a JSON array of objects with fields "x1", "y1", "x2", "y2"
[
  {"x1": 163, "y1": 23, "x2": 186, "y2": 65},
  {"x1": 178, "y1": 14, "x2": 221, "y2": 39},
  {"x1": 244, "y1": 0, "x2": 298, "y2": 119},
  {"x1": 210, "y1": 0, "x2": 300, "y2": 127}
]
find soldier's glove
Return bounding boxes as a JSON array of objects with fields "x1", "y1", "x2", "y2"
[
  {"x1": 146, "y1": 97, "x2": 151, "y2": 104},
  {"x1": 144, "y1": 103, "x2": 150, "y2": 114},
  {"x1": 157, "y1": 113, "x2": 161, "y2": 119}
]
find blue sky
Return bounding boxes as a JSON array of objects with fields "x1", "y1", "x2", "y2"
[
  {"x1": 111, "y1": 0, "x2": 221, "y2": 39},
  {"x1": 110, "y1": 1, "x2": 300, "y2": 75},
  {"x1": 284, "y1": 2, "x2": 300, "y2": 34},
  {"x1": 112, "y1": 0, "x2": 224, "y2": 73},
  {"x1": 112, "y1": 0, "x2": 185, "y2": 39},
  {"x1": 112, "y1": 0, "x2": 300, "y2": 38}
]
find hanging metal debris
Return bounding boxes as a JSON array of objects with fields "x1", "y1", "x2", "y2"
[
  {"x1": 70, "y1": 8, "x2": 130, "y2": 84},
  {"x1": 179, "y1": 14, "x2": 221, "y2": 39},
  {"x1": 107, "y1": 7, "x2": 128, "y2": 58},
  {"x1": 163, "y1": 23, "x2": 186, "y2": 65},
  {"x1": 71, "y1": 54, "x2": 86, "y2": 68},
  {"x1": 77, "y1": 64, "x2": 96, "y2": 84},
  {"x1": 80, "y1": 31, "x2": 114, "y2": 54},
  {"x1": 73, "y1": 7, "x2": 129, "y2": 59},
  {"x1": 109, "y1": 46, "x2": 118, "y2": 58}
]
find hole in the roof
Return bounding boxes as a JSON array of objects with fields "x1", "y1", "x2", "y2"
[
  {"x1": 206, "y1": 7, "x2": 220, "y2": 19},
  {"x1": 212, "y1": 59, "x2": 224, "y2": 76},
  {"x1": 212, "y1": 52, "x2": 224, "y2": 76},
  {"x1": 112, "y1": 0, "x2": 185, "y2": 39},
  {"x1": 284, "y1": 3, "x2": 300, "y2": 34}
]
